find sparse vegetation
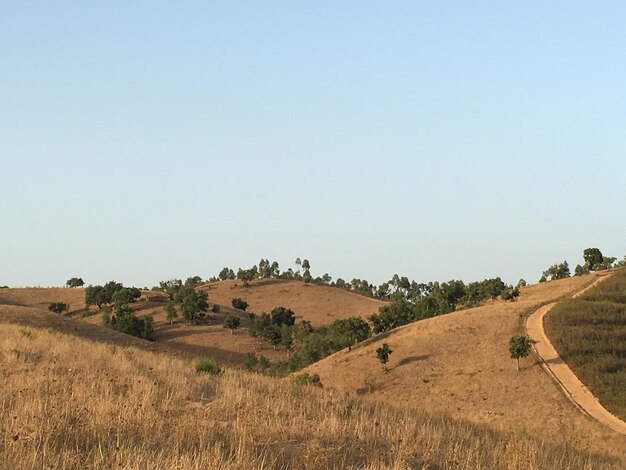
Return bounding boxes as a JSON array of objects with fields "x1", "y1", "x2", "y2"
[
  {"x1": 223, "y1": 313, "x2": 241, "y2": 334},
  {"x1": 48, "y1": 302, "x2": 69, "y2": 314},
  {"x1": 231, "y1": 297, "x2": 248, "y2": 311},
  {"x1": 509, "y1": 334, "x2": 532, "y2": 371},
  {"x1": 165, "y1": 301, "x2": 178, "y2": 324},
  {"x1": 376, "y1": 343, "x2": 393, "y2": 371},
  {"x1": 195, "y1": 356, "x2": 222, "y2": 375},
  {"x1": 545, "y1": 268, "x2": 626, "y2": 419},
  {"x1": 1, "y1": 323, "x2": 618, "y2": 469},
  {"x1": 65, "y1": 277, "x2": 84, "y2": 288}
]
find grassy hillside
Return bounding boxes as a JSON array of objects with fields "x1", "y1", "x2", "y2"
[
  {"x1": 0, "y1": 280, "x2": 387, "y2": 366},
  {"x1": 545, "y1": 268, "x2": 626, "y2": 420},
  {"x1": 1, "y1": 322, "x2": 620, "y2": 469},
  {"x1": 200, "y1": 278, "x2": 388, "y2": 327},
  {"x1": 303, "y1": 273, "x2": 626, "y2": 457}
]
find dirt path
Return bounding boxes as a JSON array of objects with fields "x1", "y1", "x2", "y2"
[{"x1": 526, "y1": 273, "x2": 626, "y2": 436}]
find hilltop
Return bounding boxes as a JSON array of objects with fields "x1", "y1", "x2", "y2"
[{"x1": 303, "y1": 273, "x2": 626, "y2": 457}]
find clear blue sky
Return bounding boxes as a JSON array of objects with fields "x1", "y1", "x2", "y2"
[{"x1": 1, "y1": 2, "x2": 625, "y2": 287}]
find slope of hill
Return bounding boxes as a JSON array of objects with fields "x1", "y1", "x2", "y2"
[
  {"x1": 303, "y1": 273, "x2": 626, "y2": 457},
  {"x1": 0, "y1": 280, "x2": 387, "y2": 365},
  {"x1": 1, "y1": 321, "x2": 621, "y2": 469},
  {"x1": 199, "y1": 278, "x2": 388, "y2": 327}
]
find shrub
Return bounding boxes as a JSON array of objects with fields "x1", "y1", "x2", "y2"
[
  {"x1": 231, "y1": 298, "x2": 248, "y2": 311},
  {"x1": 223, "y1": 313, "x2": 241, "y2": 333},
  {"x1": 211, "y1": 304, "x2": 221, "y2": 313},
  {"x1": 195, "y1": 356, "x2": 222, "y2": 375},
  {"x1": 376, "y1": 343, "x2": 393, "y2": 371},
  {"x1": 48, "y1": 302, "x2": 68, "y2": 314},
  {"x1": 291, "y1": 373, "x2": 323, "y2": 387}
]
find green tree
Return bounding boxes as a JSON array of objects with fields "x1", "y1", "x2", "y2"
[
  {"x1": 159, "y1": 279, "x2": 183, "y2": 300},
  {"x1": 48, "y1": 302, "x2": 68, "y2": 314},
  {"x1": 185, "y1": 276, "x2": 203, "y2": 287},
  {"x1": 237, "y1": 268, "x2": 256, "y2": 287},
  {"x1": 542, "y1": 261, "x2": 571, "y2": 281},
  {"x1": 218, "y1": 267, "x2": 235, "y2": 280},
  {"x1": 231, "y1": 298, "x2": 249, "y2": 311},
  {"x1": 165, "y1": 302, "x2": 178, "y2": 325},
  {"x1": 583, "y1": 248, "x2": 603, "y2": 272},
  {"x1": 66, "y1": 277, "x2": 84, "y2": 288},
  {"x1": 330, "y1": 317, "x2": 371, "y2": 351},
  {"x1": 175, "y1": 286, "x2": 208, "y2": 324},
  {"x1": 509, "y1": 334, "x2": 532, "y2": 371},
  {"x1": 376, "y1": 343, "x2": 393, "y2": 372},
  {"x1": 223, "y1": 313, "x2": 241, "y2": 334},
  {"x1": 270, "y1": 306, "x2": 296, "y2": 327},
  {"x1": 85, "y1": 285, "x2": 106, "y2": 310},
  {"x1": 111, "y1": 287, "x2": 141, "y2": 309},
  {"x1": 103, "y1": 305, "x2": 153, "y2": 340}
]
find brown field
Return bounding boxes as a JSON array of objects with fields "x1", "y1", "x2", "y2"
[
  {"x1": 0, "y1": 280, "x2": 387, "y2": 365},
  {"x1": 303, "y1": 273, "x2": 626, "y2": 459},
  {"x1": 199, "y1": 278, "x2": 388, "y2": 327},
  {"x1": 1, "y1": 322, "x2": 621, "y2": 469}
]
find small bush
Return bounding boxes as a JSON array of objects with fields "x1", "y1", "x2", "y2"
[
  {"x1": 48, "y1": 302, "x2": 68, "y2": 314},
  {"x1": 231, "y1": 298, "x2": 249, "y2": 311},
  {"x1": 195, "y1": 356, "x2": 222, "y2": 375},
  {"x1": 18, "y1": 328, "x2": 31, "y2": 338},
  {"x1": 292, "y1": 373, "x2": 323, "y2": 387},
  {"x1": 211, "y1": 304, "x2": 221, "y2": 313}
]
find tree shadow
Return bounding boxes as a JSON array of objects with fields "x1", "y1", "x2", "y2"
[{"x1": 397, "y1": 355, "x2": 431, "y2": 367}]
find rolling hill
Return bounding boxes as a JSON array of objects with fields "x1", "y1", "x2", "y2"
[
  {"x1": 0, "y1": 279, "x2": 387, "y2": 364},
  {"x1": 303, "y1": 273, "x2": 626, "y2": 458}
]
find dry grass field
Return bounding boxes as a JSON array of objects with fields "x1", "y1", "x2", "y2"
[
  {"x1": 1, "y1": 322, "x2": 621, "y2": 469},
  {"x1": 0, "y1": 280, "x2": 387, "y2": 365},
  {"x1": 304, "y1": 273, "x2": 626, "y2": 459},
  {"x1": 199, "y1": 278, "x2": 388, "y2": 327}
]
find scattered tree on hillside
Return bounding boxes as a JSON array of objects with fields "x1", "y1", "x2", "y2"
[
  {"x1": 85, "y1": 285, "x2": 106, "y2": 310},
  {"x1": 237, "y1": 268, "x2": 256, "y2": 287},
  {"x1": 542, "y1": 261, "x2": 570, "y2": 281},
  {"x1": 231, "y1": 298, "x2": 248, "y2": 311},
  {"x1": 66, "y1": 277, "x2": 84, "y2": 288},
  {"x1": 509, "y1": 334, "x2": 532, "y2": 371},
  {"x1": 329, "y1": 317, "x2": 370, "y2": 351},
  {"x1": 174, "y1": 286, "x2": 208, "y2": 324},
  {"x1": 583, "y1": 248, "x2": 604, "y2": 272},
  {"x1": 165, "y1": 302, "x2": 178, "y2": 325},
  {"x1": 159, "y1": 279, "x2": 183, "y2": 300},
  {"x1": 103, "y1": 304, "x2": 153, "y2": 340},
  {"x1": 223, "y1": 313, "x2": 241, "y2": 334},
  {"x1": 218, "y1": 267, "x2": 236, "y2": 280},
  {"x1": 517, "y1": 279, "x2": 527, "y2": 288},
  {"x1": 270, "y1": 306, "x2": 296, "y2": 327},
  {"x1": 111, "y1": 287, "x2": 141, "y2": 309},
  {"x1": 185, "y1": 276, "x2": 203, "y2": 287},
  {"x1": 500, "y1": 287, "x2": 520, "y2": 301},
  {"x1": 376, "y1": 343, "x2": 393, "y2": 372},
  {"x1": 48, "y1": 302, "x2": 69, "y2": 314},
  {"x1": 539, "y1": 275, "x2": 547, "y2": 283},
  {"x1": 574, "y1": 264, "x2": 588, "y2": 276}
]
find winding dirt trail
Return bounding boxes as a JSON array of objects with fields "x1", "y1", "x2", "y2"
[{"x1": 526, "y1": 272, "x2": 626, "y2": 436}]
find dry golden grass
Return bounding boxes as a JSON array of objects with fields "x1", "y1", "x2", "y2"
[
  {"x1": 200, "y1": 279, "x2": 388, "y2": 327},
  {"x1": 0, "y1": 280, "x2": 386, "y2": 366},
  {"x1": 304, "y1": 274, "x2": 626, "y2": 459},
  {"x1": 0, "y1": 322, "x2": 620, "y2": 469}
]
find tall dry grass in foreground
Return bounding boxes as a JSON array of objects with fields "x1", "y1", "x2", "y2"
[{"x1": 0, "y1": 323, "x2": 620, "y2": 469}]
